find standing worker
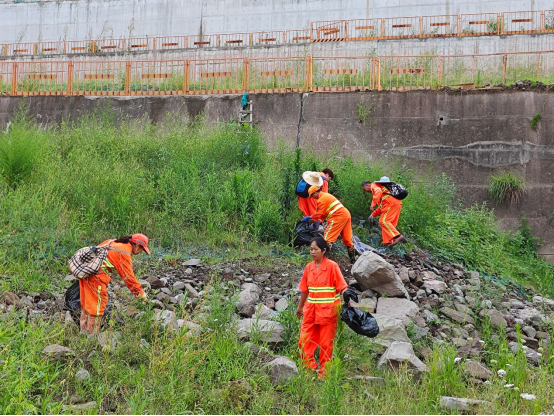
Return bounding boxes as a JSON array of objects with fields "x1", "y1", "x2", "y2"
[
  {"x1": 79, "y1": 234, "x2": 150, "y2": 334},
  {"x1": 301, "y1": 185, "x2": 356, "y2": 262},
  {"x1": 362, "y1": 177, "x2": 405, "y2": 246},
  {"x1": 297, "y1": 237, "x2": 348, "y2": 378},
  {"x1": 297, "y1": 169, "x2": 334, "y2": 217}
]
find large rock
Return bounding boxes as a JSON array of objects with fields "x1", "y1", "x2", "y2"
[
  {"x1": 372, "y1": 314, "x2": 410, "y2": 347},
  {"x1": 351, "y1": 252, "x2": 408, "y2": 298},
  {"x1": 146, "y1": 276, "x2": 165, "y2": 289},
  {"x1": 422, "y1": 280, "x2": 447, "y2": 294},
  {"x1": 237, "y1": 283, "x2": 262, "y2": 317},
  {"x1": 464, "y1": 361, "x2": 492, "y2": 380},
  {"x1": 376, "y1": 298, "x2": 419, "y2": 325},
  {"x1": 398, "y1": 267, "x2": 410, "y2": 283},
  {"x1": 377, "y1": 341, "x2": 428, "y2": 375},
  {"x1": 1, "y1": 291, "x2": 20, "y2": 306},
  {"x1": 509, "y1": 342, "x2": 542, "y2": 366},
  {"x1": 154, "y1": 310, "x2": 178, "y2": 330},
  {"x1": 253, "y1": 304, "x2": 276, "y2": 320},
  {"x1": 265, "y1": 356, "x2": 298, "y2": 385},
  {"x1": 439, "y1": 397, "x2": 491, "y2": 412},
  {"x1": 275, "y1": 298, "x2": 289, "y2": 312},
  {"x1": 75, "y1": 369, "x2": 91, "y2": 381},
  {"x1": 237, "y1": 319, "x2": 284, "y2": 345},
  {"x1": 532, "y1": 296, "x2": 554, "y2": 310},
  {"x1": 480, "y1": 309, "x2": 507, "y2": 328},
  {"x1": 43, "y1": 344, "x2": 74, "y2": 360},
  {"x1": 440, "y1": 307, "x2": 475, "y2": 325}
]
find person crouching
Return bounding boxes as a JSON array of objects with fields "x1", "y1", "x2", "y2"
[{"x1": 79, "y1": 234, "x2": 150, "y2": 334}]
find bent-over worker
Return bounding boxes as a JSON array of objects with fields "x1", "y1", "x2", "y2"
[
  {"x1": 301, "y1": 185, "x2": 356, "y2": 262},
  {"x1": 297, "y1": 169, "x2": 334, "y2": 217},
  {"x1": 79, "y1": 234, "x2": 150, "y2": 334},
  {"x1": 362, "y1": 177, "x2": 404, "y2": 246},
  {"x1": 297, "y1": 237, "x2": 348, "y2": 378}
]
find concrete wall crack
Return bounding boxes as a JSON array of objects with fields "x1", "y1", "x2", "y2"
[{"x1": 296, "y1": 93, "x2": 308, "y2": 148}]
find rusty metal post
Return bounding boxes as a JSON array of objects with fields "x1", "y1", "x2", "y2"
[
  {"x1": 125, "y1": 61, "x2": 131, "y2": 95},
  {"x1": 184, "y1": 36, "x2": 188, "y2": 48},
  {"x1": 457, "y1": 15, "x2": 462, "y2": 36},
  {"x1": 33, "y1": 43, "x2": 37, "y2": 55},
  {"x1": 153, "y1": 37, "x2": 157, "y2": 51},
  {"x1": 381, "y1": 19, "x2": 385, "y2": 39},
  {"x1": 376, "y1": 58, "x2": 382, "y2": 91},
  {"x1": 217, "y1": 35, "x2": 220, "y2": 47},
  {"x1": 63, "y1": 41, "x2": 66, "y2": 54},
  {"x1": 308, "y1": 56, "x2": 313, "y2": 92},
  {"x1": 183, "y1": 60, "x2": 189, "y2": 94},
  {"x1": 92, "y1": 40, "x2": 96, "y2": 53},
  {"x1": 344, "y1": 20, "x2": 349, "y2": 39},
  {"x1": 536, "y1": 52, "x2": 541, "y2": 81},
  {"x1": 67, "y1": 61, "x2": 74, "y2": 95},
  {"x1": 419, "y1": 16, "x2": 423, "y2": 37},
  {"x1": 11, "y1": 62, "x2": 17, "y2": 95},
  {"x1": 243, "y1": 58, "x2": 248, "y2": 91},
  {"x1": 309, "y1": 22, "x2": 313, "y2": 41},
  {"x1": 498, "y1": 13, "x2": 503, "y2": 34},
  {"x1": 503, "y1": 53, "x2": 508, "y2": 84},
  {"x1": 122, "y1": 39, "x2": 126, "y2": 52},
  {"x1": 541, "y1": 11, "x2": 546, "y2": 31}
]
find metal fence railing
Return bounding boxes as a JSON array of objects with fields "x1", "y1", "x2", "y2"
[
  {"x1": 2, "y1": 51, "x2": 554, "y2": 96},
  {"x1": 6, "y1": 9, "x2": 554, "y2": 58}
]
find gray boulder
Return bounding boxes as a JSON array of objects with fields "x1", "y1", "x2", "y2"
[
  {"x1": 439, "y1": 397, "x2": 491, "y2": 412},
  {"x1": 464, "y1": 361, "x2": 492, "y2": 380},
  {"x1": 75, "y1": 369, "x2": 91, "y2": 381},
  {"x1": 351, "y1": 252, "x2": 408, "y2": 298},
  {"x1": 480, "y1": 309, "x2": 507, "y2": 328},
  {"x1": 237, "y1": 319, "x2": 285, "y2": 345},
  {"x1": 253, "y1": 304, "x2": 276, "y2": 320},
  {"x1": 265, "y1": 356, "x2": 299, "y2": 385},
  {"x1": 377, "y1": 341, "x2": 428, "y2": 375},
  {"x1": 440, "y1": 307, "x2": 475, "y2": 325},
  {"x1": 372, "y1": 314, "x2": 410, "y2": 347},
  {"x1": 275, "y1": 298, "x2": 289, "y2": 312},
  {"x1": 43, "y1": 344, "x2": 74, "y2": 360},
  {"x1": 154, "y1": 310, "x2": 178, "y2": 330},
  {"x1": 422, "y1": 280, "x2": 447, "y2": 294},
  {"x1": 237, "y1": 283, "x2": 262, "y2": 316},
  {"x1": 376, "y1": 297, "x2": 419, "y2": 325},
  {"x1": 532, "y1": 296, "x2": 554, "y2": 310}
]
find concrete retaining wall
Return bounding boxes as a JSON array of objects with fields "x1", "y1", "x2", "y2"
[
  {"x1": 1, "y1": 0, "x2": 552, "y2": 43},
  {"x1": 0, "y1": 91, "x2": 552, "y2": 261}
]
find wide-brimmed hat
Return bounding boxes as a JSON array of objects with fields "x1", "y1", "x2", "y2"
[
  {"x1": 375, "y1": 176, "x2": 393, "y2": 184},
  {"x1": 302, "y1": 171, "x2": 324, "y2": 187}
]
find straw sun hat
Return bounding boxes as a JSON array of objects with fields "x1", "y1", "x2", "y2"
[{"x1": 302, "y1": 171, "x2": 324, "y2": 187}]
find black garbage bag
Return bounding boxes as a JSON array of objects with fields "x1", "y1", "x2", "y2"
[
  {"x1": 64, "y1": 281, "x2": 112, "y2": 325},
  {"x1": 291, "y1": 220, "x2": 324, "y2": 247},
  {"x1": 340, "y1": 305, "x2": 380, "y2": 338},
  {"x1": 342, "y1": 288, "x2": 359, "y2": 305}
]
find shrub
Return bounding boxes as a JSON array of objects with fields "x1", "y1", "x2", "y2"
[
  {"x1": 531, "y1": 113, "x2": 542, "y2": 130},
  {"x1": 488, "y1": 171, "x2": 526, "y2": 206}
]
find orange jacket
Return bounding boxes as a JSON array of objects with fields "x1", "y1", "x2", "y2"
[
  {"x1": 311, "y1": 192, "x2": 350, "y2": 222},
  {"x1": 370, "y1": 183, "x2": 402, "y2": 217},
  {"x1": 299, "y1": 257, "x2": 348, "y2": 325},
  {"x1": 96, "y1": 240, "x2": 145, "y2": 297}
]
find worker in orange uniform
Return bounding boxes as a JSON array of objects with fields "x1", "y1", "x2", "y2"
[
  {"x1": 362, "y1": 177, "x2": 405, "y2": 246},
  {"x1": 297, "y1": 237, "x2": 348, "y2": 378},
  {"x1": 301, "y1": 185, "x2": 356, "y2": 263},
  {"x1": 297, "y1": 169, "x2": 334, "y2": 217},
  {"x1": 79, "y1": 234, "x2": 150, "y2": 334}
]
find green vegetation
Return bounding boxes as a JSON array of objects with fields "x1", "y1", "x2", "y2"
[
  {"x1": 1, "y1": 105, "x2": 554, "y2": 414},
  {"x1": 356, "y1": 101, "x2": 373, "y2": 123},
  {"x1": 488, "y1": 171, "x2": 526, "y2": 206},
  {"x1": 1, "y1": 275, "x2": 554, "y2": 414},
  {"x1": 0, "y1": 104, "x2": 552, "y2": 298},
  {"x1": 531, "y1": 113, "x2": 542, "y2": 130}
]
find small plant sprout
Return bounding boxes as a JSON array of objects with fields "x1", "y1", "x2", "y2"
[
  {"x1": 531, "y1": 113, "x2": 542, "y2": 130},
  {"x1": 488, "y1": 171, "x2": 526, "y2": 206}
]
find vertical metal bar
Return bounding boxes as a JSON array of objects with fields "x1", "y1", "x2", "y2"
[
  {"x1": 125, "y1": 61, "x2": 131, "y2": 95},
  {"x1": 503, "y1": 53, "x2": 507, "y2": 84},
  {"x1": 183, "y1": 60, "x2": 189, "y2": 94},
  {"x1": 498, "y1": 13, "x2": 503, "y2": 34},
  {"x1": 419, "y1": 16, "x2": 423, "y2": 37},
  {"x1": 11, "y1": 62, "x2": 17, "y2": 95},
  {"x1": 457, "y1": 15, "x2": 461, "y2": 36},
  {"x1": 67, "y1": 61, "x2": 73, "y2": 95},
  {"x1": 381, "y1": 19, "x2": 385, "y2": 39},
  {"x1": 541, "y1": 11, "x2": 545, "y2": 31},
  {"x1": 243, "y1": 58, "x2": 248, "y2": 91}
]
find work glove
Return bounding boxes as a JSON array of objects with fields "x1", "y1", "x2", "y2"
[
  {"x1": 367, "y1": 216, "x2": 376, "y2": 226},
  {"x1": 137, "y1": 292, "x2": 148, "y2": 302},
  {"x1": 301, "y1": 216, "x2": 311, "y2": 223}
]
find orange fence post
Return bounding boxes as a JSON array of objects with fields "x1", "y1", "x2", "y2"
[
  {"x1": 11, "y1": 62, "x2": 17, "y2": 95},
  {"x1": 498, "y1": 13, "x2": 503, "y2": 34},
  {"x1": 243, "y1": 58, "x2": 248, "y2": 91},
  {"x1": 153, "y1": 38, "x2": 157, "y2": 51},
  {"x1": 503, "y1": 53, "x2": 507, "y2": 84},
  {"x1": 381, "y1": 19, "x2": 385, "y2": 39},
  {"x1": 457, "y1": 15, "x2": 461, "y2": 36},
  {"x1": 67, "y1": 61, "x2": 74, "y2": 95},
  {"x1": 125, "y1": 61, "x2": 131, "y2": 95},
  {"x1": 307, "y1": 56, "x2": 313, "y2": 91},
  {"x1": 541, "y1": 11, "x2": 546, "y2": 31},
  {"x1": 183, "y1": 60, "x2": 189, "y2": 94},
  {"x1": 419, "y1": 16, "x2": 423, "y2": 37}
]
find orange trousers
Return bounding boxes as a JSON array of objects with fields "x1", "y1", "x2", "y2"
[
  {"x1": 378, "y1": 204, "x2": 402, "y2": 244},
  {"x1": 299, "y1": 318, "x2": 338, "y2": 375},
  {"x1": 298, "y1": 197, "x2": 317, "y2": 217},
  {"x1": 324, "y1": 214, "x2": 353, "y2": 247},
  {"x1": 79, "y1": 274, "x2": 109, "y2": 316}
]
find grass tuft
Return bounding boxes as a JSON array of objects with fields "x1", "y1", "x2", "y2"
[{"x1": 489, "y1": 171, "x2": 526, "y2": 206}]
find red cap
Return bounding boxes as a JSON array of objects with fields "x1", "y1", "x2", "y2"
[{"x1": 131, "y1": 233, "x2": 151, "y2": 255}]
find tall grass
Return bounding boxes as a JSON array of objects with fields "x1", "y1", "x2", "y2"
[{"x1": 0, "y1": 105, "x2": 552, "y2": 295}]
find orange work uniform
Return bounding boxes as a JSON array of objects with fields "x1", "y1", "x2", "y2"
[
  {"x1": 370, "y1": 183, "x2": 402, "y2": 245},
  {"x1": 311, "y1": 192, "x2": 353, "y2": 248},
  {"x1": 298, "y1": 176, "x2": 329, "y2": 216},
  {"x1": 79, "y1": 240, "x2": 145, "y2": 333},
  {"x1": 298, "y1": 257, "x2": 348, "y2": 375}
]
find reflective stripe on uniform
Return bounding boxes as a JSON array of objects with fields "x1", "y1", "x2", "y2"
[
  {"x1": 307, "y1": 294, "x2": 341, "y2": 303},
  {"x1": 308, "y1": 286, "x2": 336, "y2": 292},
  {"x1": 101, "y1": 257, "x2": 115, "y2": 274},
  {"x1": 381, "y1": 206, "x2": 396, "y2": 238},
  {"x1": 324, "y1": 220, "x2": 334, "y2": 240}
]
